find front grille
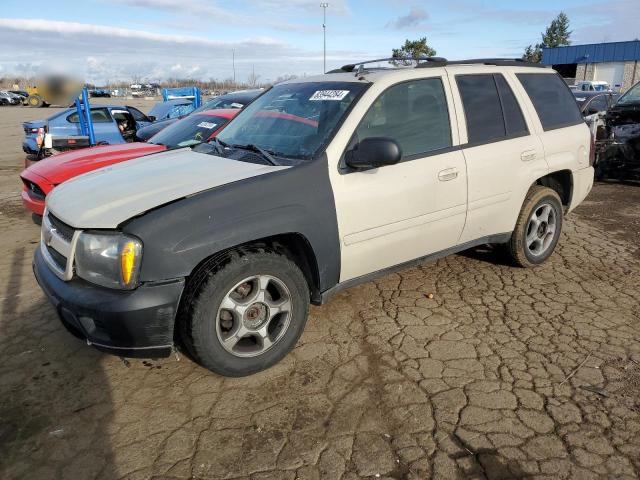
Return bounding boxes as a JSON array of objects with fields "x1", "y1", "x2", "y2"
[
  {"x1": 46, "y1": 244, "x2": 67, "y2": 270},
  {"x1": 48, "y1": 213, "x2": 75, "y2": 242},
  {"x1": 24, "y1": 180, "x2": 45, "y2": 200}
]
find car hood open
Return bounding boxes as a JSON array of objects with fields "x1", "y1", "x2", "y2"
[{"x1": 46, "y1": 148, "x2": 290, "y2": 228}]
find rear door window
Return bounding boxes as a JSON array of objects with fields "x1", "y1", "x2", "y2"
[
  {"x1": 516, "y1": 73, "x2": 584, "y2": 130},
  {"x1": 456, "y1": 74, "x2": 505, "y2": 144},
  {"x1": 67, "y1": 108, "x2": 112, "y2": 123},
  {"x1": 355, "y1": 78, "x2": 452, "y2": 159}
]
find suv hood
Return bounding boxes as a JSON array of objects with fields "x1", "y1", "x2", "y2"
[
  {"x1": 46, "y1": 148, "x2": 289, "y2": 228},
  {"x1": 24, "y1": 142, "x2": 167, "y2": 185}
]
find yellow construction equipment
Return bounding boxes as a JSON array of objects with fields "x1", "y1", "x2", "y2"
[{"x1": 25, "y1": 76, "x2": 81, "y2": 107}]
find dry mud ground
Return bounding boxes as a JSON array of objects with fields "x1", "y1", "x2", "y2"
[{"x1": 0, "y1": 102, "x2": 639, "y2": 479}]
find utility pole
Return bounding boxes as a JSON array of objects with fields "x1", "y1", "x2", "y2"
[
  {"x1": 320, "y1": 3, "x2": 329, "y2": 73},
  {"x1": 232, "y1": 49, "x2": 236, "y2": 87}
]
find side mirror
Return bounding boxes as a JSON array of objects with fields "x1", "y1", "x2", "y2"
[
  {"x1": 345, "y1": 137, "x2": 402, "y2": 170},
  {"x1": 147, "y1": 115, "x2": 156, "y2": 122}
]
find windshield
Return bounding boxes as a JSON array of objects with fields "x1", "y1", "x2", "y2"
[
  {"x1": 193, "y1": 94, "x2": 255, "y2": 113},
  {"x1": 148, "y1": 114, "x2": 229, "y2": 148},
  {"x1": 149, "y1": 101, "x2": 190, "y2": 119},
  {"x1": 616, "y1": 82, "x2": 640, "y2": 105},
  {"x1": 215, "y1": 81, "x2": 367, "y2": 161}
]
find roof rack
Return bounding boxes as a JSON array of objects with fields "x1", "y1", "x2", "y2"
[
  {"x1": 333, "y1": 56, "x2": 448, "y2": 74},
  {"x1": 326, "y1": 57, "x2": 547, "y2": 74},
  {"x1": 416, "y1": 58, "x2": 547, "y2": 68}
]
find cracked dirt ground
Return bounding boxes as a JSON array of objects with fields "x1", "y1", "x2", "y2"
[{"x1": 1, "y1": 134, "x2": 640, "y2": 478}]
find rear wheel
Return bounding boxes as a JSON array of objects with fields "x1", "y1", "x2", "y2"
[
  {"x1": 507, "y1": 186, "x2": 563, "y2": 268},
  {"x1": 180, "y1": 249, "x2": 310, "y2": 377},
  {"x1": 27, "y1": 95, "x2": 43, "y2": 108}
]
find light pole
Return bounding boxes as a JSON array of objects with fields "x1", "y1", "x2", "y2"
[
  {"x1": 232, "y1": 49, "x2": 236, "y2": 86},
  {"x1": 320, "y1": 3, "x2": 329, "y2": 73}
]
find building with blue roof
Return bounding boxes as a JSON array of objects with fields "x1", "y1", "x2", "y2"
[{"x1": 542, "y1": 40, "x2": 640, "y2": 92}]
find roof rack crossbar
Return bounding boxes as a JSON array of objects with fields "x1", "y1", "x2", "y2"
[{"x1": 339, "y1": 56, "x2": 448, "y2": 72}]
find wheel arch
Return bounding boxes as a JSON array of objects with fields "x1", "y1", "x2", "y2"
[
  {"x1": 535, "y1": 169, "x2": 573, "y2": 209},
  {"x1": 181, "y1": 232, "x2": 323, "y2": 306}
]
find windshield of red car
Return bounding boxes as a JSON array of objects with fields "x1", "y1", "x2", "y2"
[
  {"x1": 215, "y1": 81, "x2": 368, "y2": 161},
  {"x1": 148, "y1": 114, "x2": 230, "y2": 148}
]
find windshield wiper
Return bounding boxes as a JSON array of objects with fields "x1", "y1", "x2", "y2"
[
  {"x1": 206, "y1": 136, "x2": 230, "y2": 154},
  {"x1": 231, "y1": 143, "x2": 278, "y2": 166}
]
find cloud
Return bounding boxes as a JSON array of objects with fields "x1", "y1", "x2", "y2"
[
  {"x1": 0, "y1": 18, "x2": 276, "y2": 46},
  {"x1": 386, "y1": 6, "x2": 429, "y2": 30},
  {"x1": 112, "y1": 0, "x2": 350, "y2": 28},
  {"x1": 0, "y1": 18, "x2": 363, "y2": 83},
  {"x1": 248, "y1": 0, "x2": 351, "y2": 16},
  {"x1": 567, "y1": 0, "x2": 640, "y2": 44}
]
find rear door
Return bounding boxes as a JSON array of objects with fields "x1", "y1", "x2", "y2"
[
  {"x1": 56, "y1": 108, "x2": 116, "y2": 140},
  {"x1": 449, "y1": 69, "x2": 548, "y2": 243}
]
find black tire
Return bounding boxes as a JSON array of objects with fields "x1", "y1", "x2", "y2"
[
  {"x1": 180, "y1": 249, "x2": 310, "y2": 377},
  {"x1": 28, "y1": 95, "x2": 43, "y2": 107},
  {"x1": 507, "y1": 186, "x2": 563, "y2": 268}
]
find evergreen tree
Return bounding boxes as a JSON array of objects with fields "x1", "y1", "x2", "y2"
[
  {"x1": 522, "y1": 12, "x2": 571, "y2": 63},
  {"x1": 391, "y1": 38, "x2": 437, "y2": 66}
]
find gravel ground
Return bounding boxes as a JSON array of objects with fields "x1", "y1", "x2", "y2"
[{"x1": 0, "y1": 103, "x2": 639, "y2": 479}]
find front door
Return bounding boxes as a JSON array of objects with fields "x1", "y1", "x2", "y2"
[{"x1": 331, "y1": 76, "x2": 468, "y2": 282}]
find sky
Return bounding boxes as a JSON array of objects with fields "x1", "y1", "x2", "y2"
[{"x1": 0, "y1": 0, "x2": 638, "y2": 85}]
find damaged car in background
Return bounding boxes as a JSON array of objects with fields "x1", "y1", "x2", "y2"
[{"x1": 594, "y1": 80, "x2": 640, "y2": 180}]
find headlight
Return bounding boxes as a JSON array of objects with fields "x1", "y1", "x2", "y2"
[{"x1": 75, "y1": 232, "x2": 143, "y2": 290}]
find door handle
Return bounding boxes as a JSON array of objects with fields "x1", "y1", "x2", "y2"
[
  {"x1": 520, "y1": 150, "x2": 537, "y2": 161},
  {"x1": 438, "y1": 168, "x2": 459, "y2": 181}
]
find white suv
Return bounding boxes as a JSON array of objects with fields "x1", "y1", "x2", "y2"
[{"x1": 34, "y1": 58, "x2": 594, "y2": 376}]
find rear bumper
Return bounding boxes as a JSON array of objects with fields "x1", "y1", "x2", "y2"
[
  {"x1": 569, "y1": 166, "x2": 594, "y2": 213},
  {"x1": 21, "y1": 189, "x2": 45, "y2": 216},
  {"x1": 33, "y1": 246, "x2": 185, "y2": 358}
]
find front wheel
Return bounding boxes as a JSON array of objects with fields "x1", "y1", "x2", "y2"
[
  {"x1": 27, "y1": 95, "x2": 43, "y2": 107},
  {"x1": 180, "y1": 249, "x2": 310, "y2": 377},
  {"x1": 507, "y1": 186, "x2": 563, "y2": 268}
]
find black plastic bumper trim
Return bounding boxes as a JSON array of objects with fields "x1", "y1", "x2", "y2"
[{"x1": 33, "y1": 247, "x2": 184, "y2": 358}]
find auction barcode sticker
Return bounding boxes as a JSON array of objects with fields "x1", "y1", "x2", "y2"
[
  {"x1": 197, "y1": 122, "x2": 218, "y2": 129},
  {"x1": 309, "y1": 90, "x2": 350, "y2": 101}
]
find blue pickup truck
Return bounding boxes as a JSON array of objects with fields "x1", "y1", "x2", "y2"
[{"x1": 22, "y1": 104, "x2": 154, "y2": 158}]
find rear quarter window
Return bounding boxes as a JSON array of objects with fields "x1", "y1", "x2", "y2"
[{"x1": 516, "y1": 73, "x2": 584, "y2": 131}]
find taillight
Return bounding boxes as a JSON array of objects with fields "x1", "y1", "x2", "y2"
[{"x1": 35, "y1": 127, "x2": 45, "y2": 147}]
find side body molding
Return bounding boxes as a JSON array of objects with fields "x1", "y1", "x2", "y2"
[{"x1": 122, "y1": 156, "x2": 341, "y2": 292}]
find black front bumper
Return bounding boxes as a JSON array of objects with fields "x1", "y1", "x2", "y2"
[{"x1": 33, "y1": 247, "x2": 185, "y2": 358}]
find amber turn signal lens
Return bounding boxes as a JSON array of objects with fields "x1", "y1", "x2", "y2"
[{"x1": 120, "y1": 241, "x2": 138, "y2": 287}]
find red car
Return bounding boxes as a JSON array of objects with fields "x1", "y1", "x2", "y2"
[{"x1": 21, "y1": 109, "x2": 239, "y2": 218}]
